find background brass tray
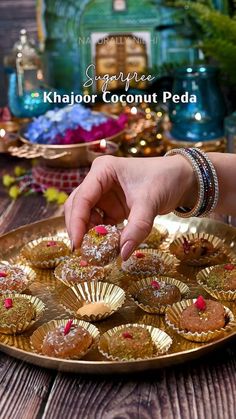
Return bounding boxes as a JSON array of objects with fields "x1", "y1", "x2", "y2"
[{"x1": 0, "y1": 214, "x2": 235, "y2": 374}]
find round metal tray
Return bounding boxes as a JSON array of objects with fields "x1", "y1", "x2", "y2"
[{"x1": 0, "y1": 214, "x2": 235, "y2": 374}]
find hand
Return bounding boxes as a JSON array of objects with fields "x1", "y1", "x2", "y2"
[{"x1": 65, "y1": 155, "x2": 196, "y2": 260}]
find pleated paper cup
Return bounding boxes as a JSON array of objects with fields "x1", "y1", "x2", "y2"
[
  {"x1": 139, "y1": 225, "x2": 169, "y2": 249},
  {"x1": 30, "y1": 318, "x2": 100, "y2": 359},
  {"x1": 0, "y1": 293, "x2": 45, "y2": 335},
  {"x1": 21, "y1": 235, "x2": 71, "y2": 269},
  {"x1": 121, "y1": 249, "x2": 178, "y2": 277},
  {"x1": 169, "y1": 233, "x2": 226, "y2": 267},
  {"x1": 165, "y1": 299, "x2": 235, "y2": 343},
  {"x1": 0, "y1": 261, "x2": 36, "y2": 294},
  {"x1": 60, "y1": 281, "x2": 126, "y2": 322},
  {"x1": 98, "y1": 323, "x2": 172, "y2": 361},
  {"x1": 54, "y1": 258, "x2": 105, "y2": 287},
  {"x1": 128, "y1": 276, "x2": 190, "y2": 314},
  {"x1": 197, "y1": 266, "x2": 236, "y2": 301}
]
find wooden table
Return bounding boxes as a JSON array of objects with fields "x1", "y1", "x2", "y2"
[{"x1": 0, "y1": 155, "x2": 236, "y2": 419}]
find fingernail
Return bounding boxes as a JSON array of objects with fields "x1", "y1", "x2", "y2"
[
  {"x1": 70, "y1": 239, "x2": 74, "y2": 252},
  {"x1": 121, "y1": 240, "x2": 136, "y2": 261}
]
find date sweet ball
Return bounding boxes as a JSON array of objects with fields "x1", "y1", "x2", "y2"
[
  {"x1": 54, "y1": 257, "x2": 104, "y2": 284},
  {"x1": 205, "y1": 264, "x2": 236, "y2": 291},
  {"x1": 107, "y1": 325, "x2": 154, "y2": 360},
  {"x1": 122, "y1": 251, "x2": 165, "y2": 276},
  {"x1": 179, "y1": 296, "x2": 225, "y2": 333},
  {"x1": 0, "y1": 297, "x2": 35, "y2": 329},
  {"x1": 174, "y1": 238, "x2": 215, "y2": 261},
  {"x1": 25, "y1": 240, "x2": 70, "y2": 268},
  {"x1": 136, "y1": 280, "x2": 181, "y2": 307},
  {"x1": 80, "y1": 225, "x2": 120, "y2": 266},
  {"x1": 0, "y1": 263, "x2": 29, "y2": 293},
  {"x1": 41, "y1": 320, "x2": 93, "y2": 359}
]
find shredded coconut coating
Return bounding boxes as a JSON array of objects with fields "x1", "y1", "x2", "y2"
[
  {"x1": 0, "y1": 264, "x2": 28, "y2": 293},
  {"x1": 55, "y1": 257, "x2": 104, "y2": 283},
  {"x1": 81, "y1": 225, "x2": 120, "y2": 266},
  {"x1": 121, "y1": 252, "x2": 165, "y2": 275},
  {"x1": 41, "y1": 325, "x2": 92, "y2": 358}
]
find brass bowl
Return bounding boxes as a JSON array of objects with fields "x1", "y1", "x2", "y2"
[{"x1": 9, "y1": 113, "x2": 125, "y2": 168}]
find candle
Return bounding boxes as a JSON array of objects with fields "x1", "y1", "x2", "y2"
[
  {"x1": 99, "y1": 139, "x2": 107, "y2": 152},
  {"x1": 0, "y1": 129, "x2": 5, "y2": 138},
  {"x1": 0, "y1": 127, "x2": 18, "y2": 153},
  {"x1": 87, "y1": 140, "x2": 119, "y2": 163}
]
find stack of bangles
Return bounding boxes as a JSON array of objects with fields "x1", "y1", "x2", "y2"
[{"x1": 165, "y1": 147, "x2": 219, "y2": 218}]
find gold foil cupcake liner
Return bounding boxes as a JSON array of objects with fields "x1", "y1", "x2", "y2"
[
  {"x1": 0, "y1": 293, "x2": 45, "y2": 335},
  {"x1": 54, "y1": 260, "x2": 105, "y2": 288},
  {"x1": 0, "y1": 261, "x2": 36, "y2": 294},
  {"x1": 169, "y1": 233, "x2": 227, "y2": 267},
  {"x1": 98, "y1": 323, "x2": 172, "y2": 361},
  {"x1": 197, "y1": 266, "x2": 236, "y2": 301},
  {"x1": 30, "y1": 318, "x2": 100, "y2": 359},
  {"x1": 121, "y1": 249, "x2": 178, "y2": 277},
  {"x1": 138, "y1": 225, "x2": 169, "y2": 249},
  {"x1": 21, "y1": 235, "x2": 71, "y2": 269},
  {"x1": 165, "y1": 299, "x2": 236, "y2": 343},
  {"x1": 128, "y1": 276, "x2": 190, "y2": 314},
  {"x1": 60, "y1": 281, "x2": 126, "y2": 322}
]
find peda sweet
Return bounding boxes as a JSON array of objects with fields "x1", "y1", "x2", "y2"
[
  {"x1": 80, "y1": 225, "x2": 120, "y2": 266},
  {"x1": 179, "y1": 297, "x2": 225, "y2": 333},
  {"x1": 0, "y1": 263, "x2": 29, "y2": 293},
  {"x1": 136, "y1": 280, "x2": 181, "y2": 307},
  {"x1": 26, "y1": 240, "x2": 69, "y2": 268},
  {"x1": 54, "y1": 257, "x2": 104, "y2": 284},
  {"x1": 41, "y1": 320, "x2": 93, "y2": 359},
  {"x1": 205, "y1": 264, "x2": 236, "y2": 291},
  {"x1": 174, "y1": 238, "x2": 215, "y2": 261},
  {"x1": 121, "y1": 251, "x2": 165, "y2": 276},
  {"x1": 0, "y1": 296, "x2": 35, "y2": 330},
  {"x1": 107, "y1": 325, "x2": 154, "y2": 360}
]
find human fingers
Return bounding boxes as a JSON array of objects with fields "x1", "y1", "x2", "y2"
[
  {"x1": 120, "y1": 199, "x2": 156, "y2": 260},
  {"x1": 64, "y1": 187, "x2": 78, "y2": 245},
  {"x1": 67, "y1": 158, "x2": 115, "y2": 248}
]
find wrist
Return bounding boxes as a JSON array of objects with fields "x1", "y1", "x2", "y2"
[{"x1": 173, "y1": 154, "x2": 198, "y2": 208}]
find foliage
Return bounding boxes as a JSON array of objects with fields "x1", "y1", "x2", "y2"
[{"x1": 155, "y1": 0, "x2": 236, "y2": 84}]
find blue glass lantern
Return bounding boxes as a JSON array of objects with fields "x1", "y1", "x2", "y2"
[
  {"x1": 5, "y1": 29, "x2": 54, "y2": 118},
  {"x1": 170, "y1": 65, "x2": 226, "y2": 141}
]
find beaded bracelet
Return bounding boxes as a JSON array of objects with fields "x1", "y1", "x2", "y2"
[{"x1": 165, "y1": 148, "x2": 219, "y2": 218}]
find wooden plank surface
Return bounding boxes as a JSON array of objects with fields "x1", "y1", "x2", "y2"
[
  {"x1": 0, "y1": 155, "x2": 236, "y2": 419},
  {"x1": 42, "y1": 347, "x2": 236, "y2": 419}
]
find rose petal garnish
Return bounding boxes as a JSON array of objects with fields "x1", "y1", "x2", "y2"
[
  {"x1": 122, "y1": 331, "x2": 133, "y2": 339},
  {"x1": 0, "y1": 271, "x2": 7, "y2": 278},
  {"x1": 79, "y1": 260, "x2": 88, "y2": 267},
  {"x1": 194, "y1": 295, "x2": 206, "y2": 311},
  {"x1": 4, "y1": 298, "x2": 13, "y2": 309},
  {"x1": 135, "y1": 252, "x2": 145, "y2": 259},
  {"x1": 47, "y1": 241, "x2": 57, "y2": 247},
  {"x1": 224, "y1": 264, "x2": 235, "y2": 271},
  {"x1": 94, "y1": 226, "x2": 108, "y2": 235},
  {"x1": 183, "y1": 237, "x2": 191, "y2": 254},
  {"x1": 64, "y1": 319, "x2": 73, "y2": 335},
  {"x1": 151, "y1": 280, "x2": 160, "y2": 289}
]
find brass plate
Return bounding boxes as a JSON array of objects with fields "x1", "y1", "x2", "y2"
[{"x1": 0, "y1": 214, "x2": 236, "y2": 374}]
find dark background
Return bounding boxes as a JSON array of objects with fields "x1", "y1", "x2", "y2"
[{"x1": 0, "y1": 0, "x2": 36, "y2": 106}]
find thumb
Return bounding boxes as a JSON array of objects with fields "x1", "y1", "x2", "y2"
[{"x1": 120, "y1": 201, "x2": 155, "y2": 261}]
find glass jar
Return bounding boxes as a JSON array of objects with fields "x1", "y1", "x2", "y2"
[{"x1": 170, "y1": 65, "x2": 226, "y2": 141}]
